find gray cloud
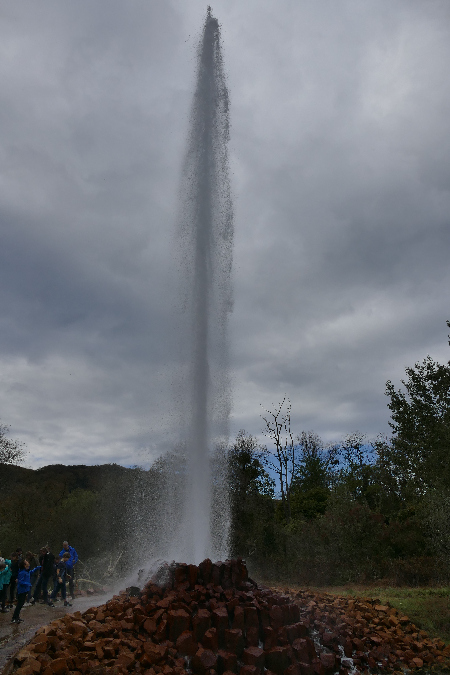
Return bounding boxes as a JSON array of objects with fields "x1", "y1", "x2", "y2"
[{"x1": 0, "y1": 0, "x2": 449, "y2": 466}]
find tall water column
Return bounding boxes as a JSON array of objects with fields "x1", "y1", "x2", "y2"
[{"x1": 176, "y1": 7, "x2": 233, "y2": 564}]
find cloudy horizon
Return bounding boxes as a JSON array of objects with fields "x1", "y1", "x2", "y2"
[{"x1": 1, "y1": 0, "x2": 449, "y2": 469}]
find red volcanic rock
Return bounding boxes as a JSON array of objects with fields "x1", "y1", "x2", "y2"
[
  {"x1": 286, "y1": 622, "x2": 308, "y2": 643},
  {"x1": 232, "y1": 605, "x2": 245, "y2": 630},
  {"x1": 144, "y1": 616, "x2": 158, "y2": 634},
  {"x1": 298, "y1": 663, "x2": 315, "y2": 675},
  {"x1": 203, "y1": 627, "x2": 219, "y2": 651},
  {"x1": 244, "y1": 605, "x2": 259, "y2": 628},
  {"x1": 199, "y1": 558, "x2": 213, "y2": 585},
  {"x1": 245, "y1": 625, "x2": 259, "y2": 647},
  {"x1": 225, "y1": 628, "x2": 244, "y2": 657},
  {"x1": 285, "y1": 665, "x2": 302, "y2": 675},
  {"x1": 269, "y1": 605, "x2": 284, "y2": 631},
  {"x1": 169, "y1": 608, "x2": 191, "y2": 642},
  {"x1": 263, "y1": 626, "x2": 277, "y2": 650},
  {"x1": 176, "y1": 630, "x2": 199, "y2": 656},
  {"x1": 218, "y1": 649, "x2": 238, "y2": 673},
  {"x1": 292, "y1": 638, "x2": 310, "y2": 663},
  {"x1": 240, "y1": 665, "x2": 260, "y2": 675},
  {"x1": 193, "y1": 608, "x2": 212, "y2": 641},
  {"x1": 319, "y1": 652, "x2": 336, "y2": 672},
  {"x1": 9, "y1": 558, "x2": 450, "y2": 675},
  {"x1": 213, "y1": 606, "x2": 230, "y2": 644},
  {"x1": 242, "y1": 646, "x2": 264, "y2": 670},
  {"x1": 264, "y1": 646, "x2": 291, "y2": 674},
  {"x1": 191, "y1": 647, "x2": 218, "y2": 674}
]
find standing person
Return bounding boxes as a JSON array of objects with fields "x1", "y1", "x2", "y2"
[
  {"x1": 25, "y1": 551, "x2": 38, "y2": 603},
  {"x1": 0, "y1": 559, "x2": 5, "y2": 610},
  {"x1": 11, "y1": 559, "x2": 41, "y2": 623},
  {"x1": 0, "y1": 556, "x2": 11, "y2": 612},
  {"x1": 48, "y1": 553, "x2": 72, "y2": 607},
  {"x1": 59, "y1": 541, "x2": 78, "y2": 600},
  {"x1": 30, "y1": 546, "x2": 54, "y2": 606},
  {"x1": 7, "y1": 552, "x2": 19, "y2": 608},
  {"x1": 0, "y1": 558, "x2": 10, "y2": 612}
]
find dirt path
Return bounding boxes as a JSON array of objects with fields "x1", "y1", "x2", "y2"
[{"x1": 0, "y1": 596, "x2": 106, "y2": 673}]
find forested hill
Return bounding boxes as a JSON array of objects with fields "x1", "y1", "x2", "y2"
[
  {"x1": 0, "y1": 462, "x2": 148, "y2": 576},
  {"x1": 0, "y1": 462, "x2": 133, "y2": 496}
]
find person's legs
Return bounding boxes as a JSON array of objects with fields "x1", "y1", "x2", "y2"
[
  {"x1": 66, "y1": 567, "x2": 74, "y2": 597},
  {"x1": 12, "y1": 592, "x2": 26, "y2": 621},
  {"x1": 32, "y1": 575, "x2": 42, "y2": 603},
  {"x1": 8, "y1": 578, "x2": 17, "y2": 606},
  {"x1": 27, "y1": 572, "x2": 37, "y2": 601},
  {"x1": 41, "y1": 575, "x2": 50, "y2": 604},
  {"x1": 0, "y1": 585, "x2": 8, "y2": 612},
  {"x1": 49, "y1": 581, "x2": 62, "y2": 604}
]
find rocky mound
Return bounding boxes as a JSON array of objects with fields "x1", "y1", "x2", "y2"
[{"x1": 8, "y1": 559, "x2": 450, "y2": 675}]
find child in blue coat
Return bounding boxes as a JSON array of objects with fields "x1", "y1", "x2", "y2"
[
  {"x1": 11, "y1": 559, "x2": 41, "y2": 623},
  {"x1": 48, "y1": 553, "x2": 72, "y2": 608}
]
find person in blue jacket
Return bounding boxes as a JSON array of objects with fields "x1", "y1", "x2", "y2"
[
  {"x1": 59, "y1": 541, "x2": 78, "y2": 599},
  {"x1": 48, "y1": 552, "x2": 72, "y2": 608},
  {"x1": 11, "y1": 559, "x2": 41, "y2": 623}
]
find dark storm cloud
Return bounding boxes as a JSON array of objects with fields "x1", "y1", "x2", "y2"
[{"x1": 0, "y1": 0, "x2": 449, "y2": 465}]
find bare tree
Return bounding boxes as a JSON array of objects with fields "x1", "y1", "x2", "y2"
[
  {"x1": 0, "y1": 423, "x2": 27, "y2": 465},
  {"x1": 261, "y1": 397, "x2": 295, "y2": 522}
]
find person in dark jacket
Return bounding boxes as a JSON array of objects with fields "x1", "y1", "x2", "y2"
[
  {"x1": 30, "y1": 546, "x2": 54, "y2": 606},
  {"x1": 7, "y1": 552, "x2": 19, "y2": 608},
  {"x1": 48, "y1": 553, "x2": 72, "y2": 607},
  {"x1": 59, "y1": 541, "x2": 78, "y2": 599},
  {"x1": 11, "y1": 559, "x2": 41, "y2": 623}
]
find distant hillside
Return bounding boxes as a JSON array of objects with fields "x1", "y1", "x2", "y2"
[
  {"x1": 0, "y1": 462, "x2": 135, "y2": 496},
  {"x1": 0, "y1": 462, "x2": 155, "y2": 572}
]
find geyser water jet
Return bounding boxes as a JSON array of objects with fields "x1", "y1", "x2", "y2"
[{"x1": 174, "y1": 7, "x2": 233, "y2": 564}]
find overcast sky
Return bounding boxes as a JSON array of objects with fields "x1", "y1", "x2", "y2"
[{"x1": 1, "y1": 0, "x2": 449, "y2": 469}]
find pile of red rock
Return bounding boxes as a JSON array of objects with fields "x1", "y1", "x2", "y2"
[
  {"x1": 283, "y1": 589, "x2": 450, "y2": 673},
  {"x1": 7, "y1": 559, "x2": 450, "y2": 675}
]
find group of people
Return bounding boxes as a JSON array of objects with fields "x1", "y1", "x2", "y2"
[{"x1": 0, "y1": 541, "x2": 78, "y2": 624}]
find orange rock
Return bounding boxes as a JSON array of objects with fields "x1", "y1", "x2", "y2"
[
  {"x1": 144, "y1": 642, "x2": 169, "y2": 665},
  {"x1": 144, "y1": 617, "x2": 158, "y2": 634},
  {"x1": 17, "y1": 658, "x2": 42, "y2": 675},
  {"x1": 48, "y1": 657, "x2": 69, "y2": 674}
]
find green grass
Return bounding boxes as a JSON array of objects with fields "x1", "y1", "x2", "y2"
[{"x1": 316, "y1": 585, "x2": 450, "y2": 645}]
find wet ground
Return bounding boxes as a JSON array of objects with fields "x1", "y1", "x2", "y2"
[{"x1": 0, "y1": 595, "x2": 106, "y2": 673}]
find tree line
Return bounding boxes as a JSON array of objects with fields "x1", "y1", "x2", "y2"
[
  {"x1": 1, "y1": 322, "x2": 449, "y2": 585},
  {"x1": 228, "y1": 322, "x2": 450, "y2": 584}
]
